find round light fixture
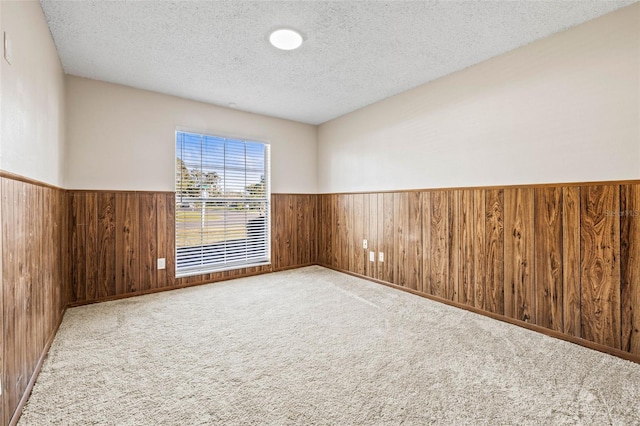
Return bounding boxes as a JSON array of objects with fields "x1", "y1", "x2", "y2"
[{"x1": 269, "y1": 28, "x2": 303, "y2": 50}]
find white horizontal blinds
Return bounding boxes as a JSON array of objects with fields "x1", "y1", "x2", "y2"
[{"x1": 175, "y1": 131, "x2": 270, "y2": 275}]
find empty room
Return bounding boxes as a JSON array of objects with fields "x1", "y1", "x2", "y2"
[{"x1": 1, "y1": 0, "x2": 640, "y2": 424}]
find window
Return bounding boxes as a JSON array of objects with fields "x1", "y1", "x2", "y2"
[{"x1": 175, "y1": 131, "x2": 270, "y2": 276}]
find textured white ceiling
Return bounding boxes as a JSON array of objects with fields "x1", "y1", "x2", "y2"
[{"x1": 40, "y1": 0, "x2": 636, "y2": 125}]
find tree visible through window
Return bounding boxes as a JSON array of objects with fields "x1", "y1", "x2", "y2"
[{"x1": 175, "y1": 131, "x2": 270, "y2": 275}]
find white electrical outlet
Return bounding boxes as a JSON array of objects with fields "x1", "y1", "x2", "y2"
[
  {"x1": 363, "y1": 239, "x2": 368, "y2": 249},
  {"x1": 157, "y1": 258, "x2": 166, "y2": 270},
  {"x1": 369, "y1": 251, "x2": 375, "y2": 262},
  {"x1": 378, "y1": 252, "x2": 384, "y2": 262},
  {"x1": 3, "y1": 32, "x2": 12, "y2": 65}
]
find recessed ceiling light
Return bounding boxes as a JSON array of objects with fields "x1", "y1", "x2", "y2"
[{"x1": 269, "y1": 28, "x2": 303, "y2": 51}]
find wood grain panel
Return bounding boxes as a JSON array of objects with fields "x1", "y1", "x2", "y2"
[
  {"x1": 334, "y1": 194, "x2": 342, "y2": 270},
  {"x1": 421, "y1": 192, "x2": 431, "y2": 294},
  {"x1": 296, "y1": 195, "x2": 307, "y2": 266},
  {"x1": 324, "y1": 195, "x2": 333, "y2": 268},
  {"x1": 2, "y1": 176, "x2": 67, "y2": 425},
  {"x1": 581, "y1": 185, "x2": 621, "y2": 349},
  {"x1": 68, "y1": 192, "x2": 315, "y2": 304},
  {"x1": 156, "y1": 193, "x2": 168, "y2": 288},
  {"x1": 504, "y1": 188, "x2": 534, "y2": 323},
  {"x1": 59, "y1": 181, "x2": 640, "y2": 368},
  {"x1": 271, "y1": 195, "x2": 282, "y2": 269},
  {"x1": 69, "y1": 192, "x2": 86, "y2": 301},
  {"x1": 310, "y1": 194, "x2": 318, "y2": 265},
  {"x1": 407, "y1": 191, "x2": 422, "y2": 291},
  {"x1": 353, "y1": 193, "x2": 364, "y2": 275},
  {"x1": 485, "y1": 189, "x2": 504, "y2": 315},
  {"x1": 311, "y1": 181, "x2": 640, "y2": 362},
  {"x1": 3, "y1": 178, "x2": 19, "y2": 421},
  {"x1": 115, "y1": 193, "x2": 140, "y2": 295},
  {"x1": 535, "y1": 187, "x2": 564, "y2": 331},
  {"x1": 394, "y1": 192, "x2": 408, "y2": 287},
  {"x1": 376, "y1": 194, "x2": 384, "y2": 282},
  {"x1": 85, "y1": 193, "x2": 98, "y2": 300},
  {"x1": 473, "y1": 190, "x2": 486, "y2": 310},
  {"x1": 362, "y1": 194, "x2": 370, "y2": 277},
  {"x1": 430, "y1": 191, "x2": 448, "y2": 299},
  {"x1": 448, "y1": 191, "x2": 460, "y2": 301},
  {"x1": 563, "y1": 186, "x2": 581, "y2": 337},
  {"x1": 288, "y1": 195, "x2": 298, "y2": 267},
  {"x1": 621, "y1": 184, "x2": 640, "y2": 355},
  {"x1": 367, "y1": 193, "x2": 378, "y2": 279},
  {"x1": 382, "y1": 193, "x2": 395, "y2": 284},
  {"x1": 139, "y1": 194, "x2": 157, "y2": 291},
  {"x1": 458, "y1": 190, "x2": 474, "y2": 306},
  {"x1": 96, "y1": 193, "x2": 116, "y2": 298}
]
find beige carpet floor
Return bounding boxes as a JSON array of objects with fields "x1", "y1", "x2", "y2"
[{"x1": 20, "y1": 266, "x2": 640, "y2": 425}]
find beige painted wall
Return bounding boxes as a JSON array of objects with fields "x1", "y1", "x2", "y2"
[
  {"x1": 65, "y1": 76, "x2": 317, "y2": 193},
  {"x1": 0, "y1": 0, "x2": 66, "y2": 186},
  {"x1": 317, "y1": 4, "x2": 640, "y2": 193}
]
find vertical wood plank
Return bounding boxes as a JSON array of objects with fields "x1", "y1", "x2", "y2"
[
  {"x1": 448, "y1": 191, "x2": 460, "y2": 301},
  {"x1": 421, "y1": 192, "x2": 432, "y2": 294},
  {"x1": 485, "y1": 189, "x2": 504, "y2": 315},
  {"x1": 394, "y1": 192, "x2": 408, "y2": 287},
  {"x1": 97, "y1": 193, "x2": 116, "y2": 298},
  {"x1": 459, "y1": 190, "x2": 474, "y2": 306},
  {"x1": 69, "y1": 192, "x2": 85, "y2": 302},
  {"x1": 272, "y1": 195, "x2": 283, "y2": 269},
  {"x1": 3, "y1": 179, "x2": 16, "y2": 421},
  {"x1": 407, "y1": 191, "x2": 422, "y2": 291},
  {"x1": 535, "y1": 187, "x2": 564, "y2": 331},
  {"x1": 319, "y1": 195, "x2": 326, "y2": 265},
  {"x1": 85, "y1": 193, "x2": 98, "y2": 301},
  {"x1": 376, "y1": 194, "x2": 384, "y2": 281},
  {"x1": 325, "y1": 195, "x2": 332, "y2": 266},
  {"x1": 296, "y1": 195, "x2": 307, "y2": 265},
  {"x1": 316, "y1": 196, "x2": 324, "y2": 265},
  {"x1": 344, "y1": 195, "x2": 352, "y2": 271},
  {"x1": 430, "y1": 191, "x2": 449, "y2": 298},
  {"x1": 363, "y1": 194, "x2": 370, "y2": 277},
  {"x1": 139, "y1": 194, "x2": 157, "y2": 291},
  {"x1": 353, "y1": 194, "x2": 364, "y2": 275},
  {"x1": 504, "y1": 188, "x2": 535, "y2": 323},
  {"x1": 288, "y1": 195, "x2": 297, "y2": 267},
  {"x1": 368, "y1": 193, "x2": 378, "y2": 279},
  {"x1": 383, "y1": 193, "x2": 395, "y2": 283},
  {"x1": 310, "y1": 194, "x2": 318, "y2": 264},
  {"x1": 473, "y1": 190, "x2": 486, "y2": 310},
  {"x1": 581, "y1": 185, "x2": 621, "y2": 349},
  {"x1": 333, "y1": 195, "x2": 346, "y2": 269},
  {"x1": 563, "y1": 186, "x2": 581, "y2": 337},
  {"x1": 17, "y1": 181, "x2": 28, "y2": 409},
  {"x1": 621, "y1": 184, "x2": 640, "y2": 355},
  {"x1": 115, "y1": 193, "x2": 140, "y2": 294},
  {"x1": 332, "y1": 194, "x2": 339, "y2": 269},
  {"x1": 156, "y1": 193, "x2": 168, "y2": 288}
]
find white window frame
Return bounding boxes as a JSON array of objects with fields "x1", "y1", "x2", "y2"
[{"x1": 175, "y1": 130, "x2": 271, "y2": 277}]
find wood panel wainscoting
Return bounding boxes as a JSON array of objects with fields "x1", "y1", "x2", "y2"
[
  {"x1": 317, "y1": 181, "x2": 640, "y2": 362},
  {"x1": 67, "y1": 192, "x2": 317, "y2": 305},
  {"x1": 2, "y1": 176, "x2": 640, "y2": 424},
  {"x1": 0, "y1": 172, "x2": 68, "y2": 426}
]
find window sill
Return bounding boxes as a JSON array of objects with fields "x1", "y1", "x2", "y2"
[{"x1": 175, "y1": 261, "x2": 272, "y2": 279}]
